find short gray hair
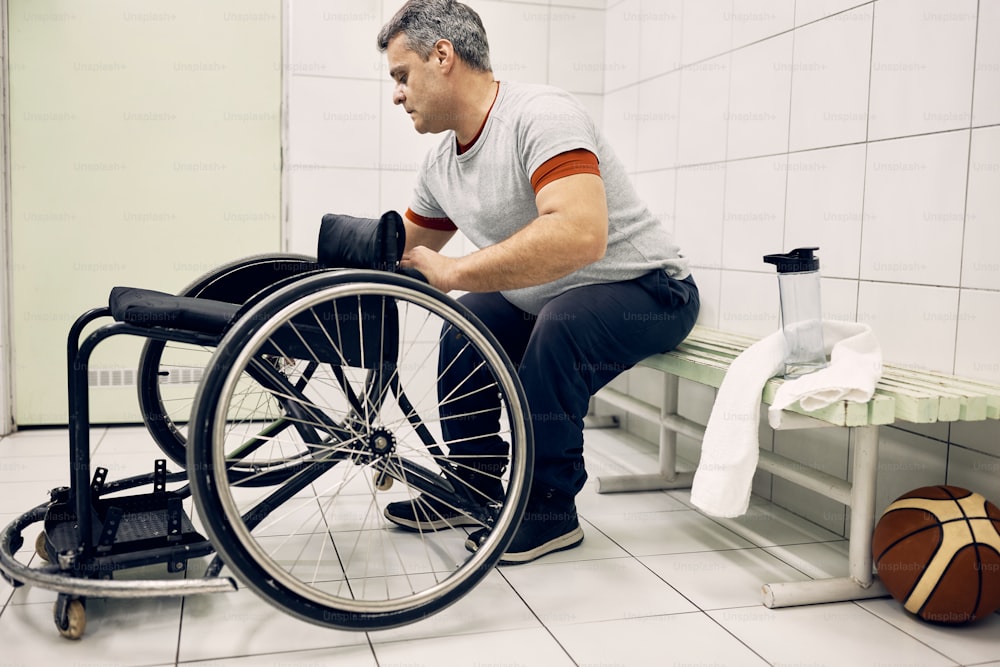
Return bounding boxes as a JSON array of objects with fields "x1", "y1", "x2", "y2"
[{"x1": 377, "y1": 0, "x2": 492, "y2": 73}]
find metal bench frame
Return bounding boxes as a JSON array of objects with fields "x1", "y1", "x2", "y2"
[{"x1": 593, "y1": 326, "x2": 1000, "y2": 609}]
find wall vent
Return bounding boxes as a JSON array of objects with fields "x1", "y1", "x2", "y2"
[{"x1": 88, "y1": 367, "x2": 204, "y2": 387}]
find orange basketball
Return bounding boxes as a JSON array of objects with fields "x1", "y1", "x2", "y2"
[{"x1": 872, "y1": 485, "x2": 1000, "y2": 624}]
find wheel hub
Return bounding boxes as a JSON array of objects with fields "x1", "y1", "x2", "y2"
[{"x1": 367, "y1": 427, "x2": 395, "y2": 457}]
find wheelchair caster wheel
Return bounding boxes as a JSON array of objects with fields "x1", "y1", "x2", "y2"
[
  {"x1": 35, "y1": 532, "x2": 50, "y2": 562},
  {"x1": 374, "y1": 472, "x2": 393, "y2": 491},
  {"x1": 54, "y1": 596, "x2": 86, "y2": 640}
]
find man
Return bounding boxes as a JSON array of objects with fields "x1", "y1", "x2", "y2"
[{"x1": 377, "y1": 0, "x2": 699, "y2": 563}]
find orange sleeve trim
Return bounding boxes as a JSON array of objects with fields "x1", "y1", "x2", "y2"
[
  {"x1": 530, "y1": 149, "x2": 602, "y2": 194},
  {"x1": 405, "y1": 208, "x2": 458, "y2": 232}
]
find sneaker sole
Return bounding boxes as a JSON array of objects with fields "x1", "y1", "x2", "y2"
[
  {"x1": 466, "y1": 525, "x2": 585, "y2": 564},
  {"x1": 383, "y1": 509, "x2": 483, "y2": 532}
]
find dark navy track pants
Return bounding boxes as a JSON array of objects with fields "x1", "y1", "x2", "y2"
[{"x1": 438, "y1": 269, "x2": 700, "y2": 500}]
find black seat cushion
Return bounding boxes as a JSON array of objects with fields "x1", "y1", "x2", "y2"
[
  {"x1": 109, "y1": 286, "x2": 238, "y2": 335},
  {"x1": 318, "y1": 211, "x2": 405, "y2": 271}
]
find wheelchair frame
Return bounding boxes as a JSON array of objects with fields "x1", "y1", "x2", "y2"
[{"x1": 0, "y1": 255, "x2": 533, "y2": 639}]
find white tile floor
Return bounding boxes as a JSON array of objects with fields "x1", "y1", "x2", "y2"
[{"x1": 1, "y1": 425, "x2": 998, "y2": 666}]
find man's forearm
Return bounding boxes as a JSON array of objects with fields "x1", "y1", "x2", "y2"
[{"x1": 446, "y1": 211, "x2": 605, "y2": 292}]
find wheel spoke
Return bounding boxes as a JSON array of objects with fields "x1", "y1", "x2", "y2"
[{"x1": 189, "y1": 274, "x2": 531, "y2": 629}]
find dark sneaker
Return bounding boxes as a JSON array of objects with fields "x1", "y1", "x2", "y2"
[
  {"x1": 383, "y1": 493, "x2": 484, "y2": 531},
  {"x1": 384, "y1": 458, "x2": 506, "y2": 531},
  {"x1": 466, "y1": 489, "x2": 584, "y2": 564}
]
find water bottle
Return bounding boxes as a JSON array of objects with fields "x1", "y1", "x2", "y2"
[{"x1": 763, "y1": 247, "x2": 828, "y2": 378}]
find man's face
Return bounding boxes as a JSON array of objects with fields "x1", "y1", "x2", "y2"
[{"x1": 386, "y1": 34, "x2": 450, "y2": 135}]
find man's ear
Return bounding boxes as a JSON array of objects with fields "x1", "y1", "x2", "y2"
[{"x1": 432, "y1": 39, "x2": 455, "y2": 71}]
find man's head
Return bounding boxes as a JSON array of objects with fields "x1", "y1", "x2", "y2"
[
  {"x1": 377, "y1": 0, "x2": 492, "y2": 73},
  {"x1": 377, "y1": 0, "x2": 495, "y2": 136}
]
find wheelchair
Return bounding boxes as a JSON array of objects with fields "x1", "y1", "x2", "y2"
[{"x1": 0, "y1": 212, "x2": 533, "y2": 639}]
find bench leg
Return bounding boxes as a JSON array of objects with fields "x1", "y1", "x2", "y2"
[
  {"x1": 596, "y1": 373, "x2": 698, "y2": 493},
  {"x1": 591, "y1": 372, "x2": 890, "y2": 608},
  {"x1": 761, "y1": 424, "x2": 888, "y2": 607}
]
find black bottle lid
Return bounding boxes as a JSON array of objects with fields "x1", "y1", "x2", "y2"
[{"x1": 763, "y1": 247, "x2": 820, "y2": 273}]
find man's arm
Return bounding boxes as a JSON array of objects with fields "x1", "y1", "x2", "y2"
[
  {"x1": 403, "y1": 218, "x2": 455, "y2": 254},
  {"x1": 401, "y1": 173, "x2": 608, "y2": 292}
]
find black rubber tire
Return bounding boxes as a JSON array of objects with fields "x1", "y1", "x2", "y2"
[{"x1": 188, "y1": 270, "x2": 533, "y2": 630}]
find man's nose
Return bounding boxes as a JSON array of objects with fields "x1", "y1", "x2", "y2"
[{"x1": 392, "y1": 86, "x2": 405, "y2": 105}]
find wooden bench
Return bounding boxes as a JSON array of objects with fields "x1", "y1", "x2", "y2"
[{"x1": 592, "y1": 325, "x2": 1000, "y2": 609}]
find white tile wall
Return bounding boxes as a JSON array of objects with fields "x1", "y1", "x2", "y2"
[
  {"x1": 636, "y1": 73, "x2": 681, "y2": 171},
  {"x1": 563, "y1": 0, "x2": 606, "y2": 8},
  {"x1": 872, "y1": 426, "x2": 949, "y2": 514},
  {"x1": 474, "y1": 1, "x2": 549, "y2": 84},
  {"x1": 818, "y1": 276, "x2": 860, "y2": 324},
  {"x1": 692, "y1": 269, "x2": 723, "y2": 328},
  {"x1": 638, "y1": 0, "x2": 683, "y2": 79},
  {"x1": 961, "y1": 126, "x2": 1000, "y2": 290},
  {"x1": 784, "y1": 144, "x2": 867, "y2": 279},
  {"x1": 603, "y1": 0, "x2": 642, "y2": 90},
  {"x1": 602, "y1": 86, "x2": 639, "y2": 171},
  {"x1": 631, "y1": 170, "x2": 676, "y2": 233},
  {"x1": 680, "y1": 0, "x2": 734, "y2": 67},
  {"x1": 674, "y1": 164, "x2": 727, "y2": 270},
  {"x1": 548, "y1": 7, "x2": 605, "y2": 94},
  {"x1": 287, "y1": 0, "x2": 383, "y2": 79},
  {"x1": 772, "y1": 426, "x2": 850, "y2": 533},
  {"x1": 730, "y1": 0, "x2": 795, "y2": 50},
  {"x1": 955, "y1": 289, "x2": 1000, "y2": 382},
  {"x1": 857, "y1": 281, "x2": 959, "y2": 372},
  {"x1": 677, "y1": 55, "x2": 732, "y2": 165},
  {"x1": 947, "y1": 446, "x2": 1000, "y2": 511},
  {"x1": 574, "y1": 93, "x2": 605, "y2": 128},
  {"x1": 286, "y1": 167, "x2": 380, "y2": 254},
  {"x1": 868, "y1": 0, "x2": 977, "y2": 140},
  {"x1": 794, "y1": 0, "x2": 870, "y2": 27},
  {"x1": 787, "y1": 5, "x2": 872, "y2": 152},
  {"x1": 973, "y1": 0, "x2": 1000, "y2": 127},
  {"x1": 718, "y1": 270, "x2": 780, "y2": 337},
  {"x1": 860, "y1": 130, "x2": 968, "y2": 287},
  {"x1": 726, "y1": 34, "x2": 793, "y2": 160},
  {"x1": 286, "y1": 76, "x2": 381, "y2": 169},
  {"x1": 722, "y1": 155, "x2": 787, "y2": 273},
  {"x1": 378, "y1": 170, "x2": 423, "y2": 221},
  {"x1": 951, "y1": 418, "x2": 1000, "y2": 459}
]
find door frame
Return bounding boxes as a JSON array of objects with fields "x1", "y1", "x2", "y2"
[{"x1": 0, "y1": 0, "x2": 13, "y2": 435}]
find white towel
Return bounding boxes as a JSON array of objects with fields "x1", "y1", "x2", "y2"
[
  {"x1": 768, "y1": 321, "x2": 882, "y2": 428},
  {"x1": 690, "y1": 321, "x2": 881, "y2": 518}
]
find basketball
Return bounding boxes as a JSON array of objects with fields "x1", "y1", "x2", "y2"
[{"x1": 872, "y1": 485, "x2": 1000, "y2": 624}]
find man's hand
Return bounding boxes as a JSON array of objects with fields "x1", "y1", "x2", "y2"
[{"x1": 401, "y1": 245, "x2": 457, "y2": 292}]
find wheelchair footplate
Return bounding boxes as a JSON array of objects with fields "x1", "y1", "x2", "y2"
[
  {"x1": 0, "y1": 460, "x2": 237, "y2": 640},
  {"x1": 43, "y1": 466, "x2": 212, "y2": 576}
]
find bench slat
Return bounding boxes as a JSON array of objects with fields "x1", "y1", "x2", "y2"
[
  {"x1": 880, "y1": 367, "x2": 995, "y2": 421},
  {"x1": 871, "y1": 378, "x2": 943, "y2": 423},
  {"x1": 638, "y1": 352, "x2": 727, "y2": 387},
  {"x1": 879, "y1": 375, "x2": 985, "y2": 421},
  {"x1": 867, "y1": 393, "x2": 898, "y2": 425},
  {"x1": 640, "y1": 326, "x2": 1000, "y2": 427}
]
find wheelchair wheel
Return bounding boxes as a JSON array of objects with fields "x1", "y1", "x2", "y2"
[
  {"x1": 188, "y1": 270, "x2": 532, "y2": 630},
  {"x1": 137, "y1": 254, "x2": 316, "y2": 466}
]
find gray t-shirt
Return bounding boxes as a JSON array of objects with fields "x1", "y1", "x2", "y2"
[{"x1": 409, "y1": 81, "x2": 690, "y2": 314}]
